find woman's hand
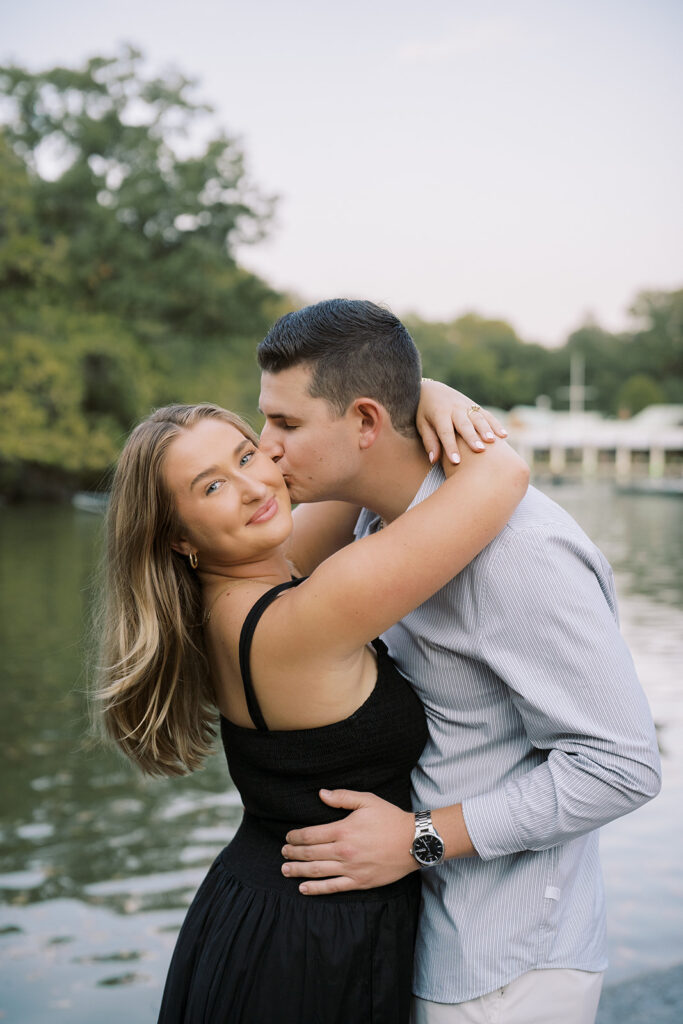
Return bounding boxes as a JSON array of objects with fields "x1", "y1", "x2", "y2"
[{"x1": 417, "y1": 379, "x2": 508, "y2": 465}]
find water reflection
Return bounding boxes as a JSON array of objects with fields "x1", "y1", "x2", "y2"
[
  {"x1": 541, "y1": 481, "x2": 683, "y2": 603},
  {"x1": 1, "y1": 485, "x2": 682, "y2": 1020},
  {"x1": 0, "y1": 897, "x2": 175, "y2": 1022},
  {"x1": 536, "y1": 482, "x2": 683, "y2": 986}
]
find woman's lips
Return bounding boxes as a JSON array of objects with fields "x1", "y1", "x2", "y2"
[{"x1": 248, "y1": 497, "x2": 278, "y2": 525}]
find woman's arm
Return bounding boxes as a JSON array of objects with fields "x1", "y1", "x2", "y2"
[
  {"x1": 272, "y1": 441, "x2": 529, "y2": 663},
  {"x1": 285, "y1": 382, "x2": 506, "y2": 574}
]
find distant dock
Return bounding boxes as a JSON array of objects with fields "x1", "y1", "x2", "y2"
[{"x1": 505, "y1": 404, "x2": 683, "y2": 485}]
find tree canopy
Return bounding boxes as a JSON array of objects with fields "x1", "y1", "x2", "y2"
[
  {"x1": 0, "y1": 47, "x2": 284, "y2": 498},
  {"x1": 0, "y1": 47, "x2": 681, "y2": 499},
  {"x1": 409, "y1": 289, "x2": 682, "y2": 419}
]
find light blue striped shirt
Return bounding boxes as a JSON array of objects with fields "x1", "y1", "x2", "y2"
[{"x1": 356, "y1": 471, "x2": 661, "y2": 1003}]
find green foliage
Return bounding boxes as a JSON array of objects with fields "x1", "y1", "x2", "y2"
[
  {"x1": 616, "y1": 374, "x2": 666, "y2": 416},
  {"x1": 409, "y1": 311, "x2": 562, "y2": 410},
  {"x1": 564, "y1": 295, "x2": 683, "y2": 413},
  {"x1": 410, "y1": 291, "x2": 682, "y2": 418},
  {"x1": 0, "y1": 47, "x2": 285, "y2": 498},
  {"x1": 628, "y1": 290, "x2": 683, "y2": 401},
  {"x1": 0, "y1": 306, "x2": 155, "y2": 497},
  {"x1": 0, "y1": 46, "x2": 281, "y2": 335},
  {"x1": 0, "y1": 134, "x2": 69, "y2": 290}
]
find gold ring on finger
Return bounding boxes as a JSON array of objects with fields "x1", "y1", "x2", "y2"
[{"x1": 466, "y1": 404, "x2": 481, "y2": 415}]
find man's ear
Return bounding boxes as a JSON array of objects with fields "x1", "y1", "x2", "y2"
[{"x1": 351, "y1": 397, "x2": 384, "y2": 450}]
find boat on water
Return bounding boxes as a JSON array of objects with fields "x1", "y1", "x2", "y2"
[{"x1": 72, "y1": 491, "x2": 109, "y2": 514}]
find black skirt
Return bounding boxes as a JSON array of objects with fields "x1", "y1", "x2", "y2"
[{"x1": 158, "y1": 815, "x2": 421, "y2": 1024}]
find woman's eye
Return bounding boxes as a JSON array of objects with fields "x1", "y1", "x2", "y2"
[
  {"x1": 239, "y1": 449, "x2": 256, "y2": 467},
  {"x1": 205, "y1": 480, "x2": 221, "y2": 495}
]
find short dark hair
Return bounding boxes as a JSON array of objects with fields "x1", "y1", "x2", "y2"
[{"x1": 257, "y1": 299, "x2": 422, "y2": 437}]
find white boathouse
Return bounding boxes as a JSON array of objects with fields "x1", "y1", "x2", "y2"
[{"x1": 505, "y1": 404, "x2": 683, "y2": 483}]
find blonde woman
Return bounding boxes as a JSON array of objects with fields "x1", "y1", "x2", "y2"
[{"x1": 96, "y1": 395, "x2": 527, "y2": 1023}]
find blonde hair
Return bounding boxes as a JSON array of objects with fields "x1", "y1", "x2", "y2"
[{"x1": 94, "y1": 403, "x2": 259, "y2": 776}]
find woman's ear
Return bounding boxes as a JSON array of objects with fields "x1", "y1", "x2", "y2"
[
  {"x1": 351, "y1": 397, "x2": 384, "y2": 450},
  {"x1": 170, "y1": 537, "x2": 192, "y2": 557}
]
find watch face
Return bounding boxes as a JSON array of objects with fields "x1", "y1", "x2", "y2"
[{"x1": 413, "y1": 833, "x2": 444, "y2": 865}]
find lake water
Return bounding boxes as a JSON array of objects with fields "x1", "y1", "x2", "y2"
[{"x1": 1, "y1": 483, "x2": 682, "y2": 1023}]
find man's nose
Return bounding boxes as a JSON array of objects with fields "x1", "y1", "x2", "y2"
[{"x1": 259, "y1": 424, "x2": 283, "y2": 462}]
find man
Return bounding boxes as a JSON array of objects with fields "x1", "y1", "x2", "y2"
[{"x1": 256, "y1": 298, "x2": 661, "y2": 1024}]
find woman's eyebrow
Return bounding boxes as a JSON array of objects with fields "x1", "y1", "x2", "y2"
[
  {"x1": 189, "y1": 440, "x2": 252, "y2": 489},
  {"x1": 190, "y1": 466, "x2": 219, "y2": 490}
]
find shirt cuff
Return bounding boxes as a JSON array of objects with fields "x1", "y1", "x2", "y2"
[{"x1": 462, "y1": 787, "x2": 524, "y2": 861}]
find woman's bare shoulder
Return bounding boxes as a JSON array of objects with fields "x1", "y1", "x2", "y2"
[{"x1": 205, "y1": 580, "x2": 286, "y2": 639}]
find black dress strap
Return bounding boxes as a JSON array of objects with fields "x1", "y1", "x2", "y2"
[
  {"x1": 371, "y1": 636, "x2": 389, "y2": 657},
  {"x1": 238, "y1": 577, "x2": 306, "y2": 731}
]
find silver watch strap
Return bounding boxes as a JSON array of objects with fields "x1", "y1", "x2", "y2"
[{"x1": 414, "y1": 809, "x2": 436, "y2": 836}]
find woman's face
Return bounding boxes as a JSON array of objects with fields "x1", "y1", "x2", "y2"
[{"x1": 163, "y1": 417, "x2": 292, "y2": 569}]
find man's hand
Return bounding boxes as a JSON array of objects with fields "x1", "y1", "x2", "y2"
[{"x1": 281, "y1": 789, "x2": 418, "y2": 895}]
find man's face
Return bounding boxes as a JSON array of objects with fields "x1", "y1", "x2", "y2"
[{"x1": 259, "y1": 365, "x2": 360, "y2": 504}]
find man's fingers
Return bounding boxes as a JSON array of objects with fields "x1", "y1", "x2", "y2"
[
  {"x1": 281, "y1": 842, "x2": 338, "y2": 862},
  {"x1": 282, "y1": 858, "x2": 341, "y2": 879},
  {"x1": 284, "y1": 792, "x2": 373, "y2": 847},
  {"x1": 284, "y1": 823, "x2": 340, "y2": 846},
  {"x1": 317, "y1": 788, "x2": 372, "y2": 811},
  {"x1": 299, "y1": 876, "x2": 358, "y2": 896}
]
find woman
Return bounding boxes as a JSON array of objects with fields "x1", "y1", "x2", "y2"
[{"x1": 95, "y1": 397, "x2": 527, "y2": 1023}]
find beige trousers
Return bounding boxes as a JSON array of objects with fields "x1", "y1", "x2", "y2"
[{"x1": 412, "y1": 969, "x2": 604, "y2": 1024}]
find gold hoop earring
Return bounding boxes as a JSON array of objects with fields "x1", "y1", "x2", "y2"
[{"x1": 189, "y1": 551, "x2": 199, "y2": 570}]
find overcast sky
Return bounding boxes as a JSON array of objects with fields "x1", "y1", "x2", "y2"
[{"x1": 3, "y1": 0, "x2": 682, "y2": 345}]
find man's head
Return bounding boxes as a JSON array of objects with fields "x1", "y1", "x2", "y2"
[
  {"x1": 257, "y1": 299, "x2": 423, "y2": 503},
  {"x1": 258, "y1": 299, "x2": 422, "y2": 437}
]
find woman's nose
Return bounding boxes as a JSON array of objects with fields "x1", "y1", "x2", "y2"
[{"x1": 240, "y1": 473, "x2": 268, "y2": 500}]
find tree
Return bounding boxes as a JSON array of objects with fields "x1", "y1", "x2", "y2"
[
  {"x1": 0, "y1": 133, "x2": 68, "y2": 293},
  {"x1": 0, "y1": 45, "x2": 279, "y2": 339},
  {"x1": 616, "y1": 374, "x2": 666, "y2": 417},
  {"x1": 408, "y1": 312, "x2": 563, "y2": 410},
  {"x1": 0, "y1": 47, "x2": 285, "y2": 498},
  {"x1": 628, "y1": 290, "x2": 683, "y2": 403}
]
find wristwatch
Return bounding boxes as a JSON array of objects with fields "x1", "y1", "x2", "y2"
[{"x1": 410, "y1": 810, "x2": 445, "y2": 867}]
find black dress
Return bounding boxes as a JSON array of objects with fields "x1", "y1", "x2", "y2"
[{"x1": 158, "y1": 579, "x2": 427, "y2": 1024}]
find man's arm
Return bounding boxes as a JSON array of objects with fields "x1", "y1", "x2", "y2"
[
  {"x1": 281, "y1": 525, "x2": 662, "y2": 894},
  {"x1": 287, "y1": 502, "x2": 361, "y2": 576},
  {"x1": 461, "y1": 526, "x2": 662, "y2": 859}
]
